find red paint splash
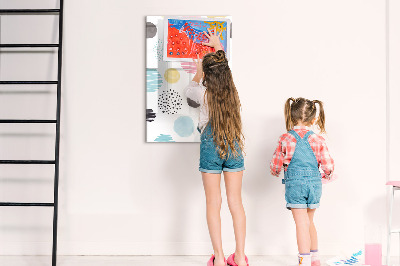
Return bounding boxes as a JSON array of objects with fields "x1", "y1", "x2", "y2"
[{"x1": 167, "y1": 25, "x2": 215, "y2": 59}]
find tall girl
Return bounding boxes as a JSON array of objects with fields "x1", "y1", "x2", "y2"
[
  {"x1": 270, "y1": 98, "x2": 335, "y2": 266},
  {"x1": 185, "y1": 29, "x2": 248, "y2": 266}
]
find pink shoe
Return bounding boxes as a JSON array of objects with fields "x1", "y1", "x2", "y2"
[
  {"x1": 227, "y1": 253, "x2": 249, "y2": 266},
  {"x1": 207, "y1": 254, "x2": 227, "y2": 266},
  {"x1": 311, "y1": 260, "x2": 320, "y2": 266}
]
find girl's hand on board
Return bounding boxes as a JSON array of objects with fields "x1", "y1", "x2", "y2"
[
  {"x1": 192, "y1": 54, "x2": 203, "y2": 83},
  {"x1": 202, "y1": 28, "x2": 223, "y2": 51}
]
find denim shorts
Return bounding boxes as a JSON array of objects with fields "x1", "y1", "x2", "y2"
[
  {"x1": 285, "y1": 178, "x2": 322, "y2": 209},
  {"x1": 199, "y1": 126, "x2": 245, "y2": 174}
]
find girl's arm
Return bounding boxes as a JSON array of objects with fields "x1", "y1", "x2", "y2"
[
  {"x1": 184, "y1": 55, "x2": 205, "y2": 103},
  {"x1": 319, "y1": 139, "x2": 335, "y2": 179},
  {"x1": 270, "y1": 136, "x2": 286, "y2": 176},
  {"x1": 192, "y1": 55, "x2": 202, "y2": 83}
]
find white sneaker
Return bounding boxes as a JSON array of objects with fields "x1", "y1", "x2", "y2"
[
  {"x1": 311, "y1": 251, "x2": 321, "y2": 266},
  {"x1": 291, "y1": 254, "x2": 311, "y2": 266}
]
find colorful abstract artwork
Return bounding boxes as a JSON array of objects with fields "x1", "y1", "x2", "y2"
[
  {"x1": 163, "y1": 17, "x2": 230, "y2": 61},
  {"x1": 146, "y1": 16, "x2": 232, "y2": 142}
]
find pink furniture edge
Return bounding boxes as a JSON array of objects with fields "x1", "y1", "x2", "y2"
[
  {"x1": 386, "y1": 181, "x2": 400, "y2": 187},
  {"x1": 386, "y1": 181, "x2": 400, "y2": 265}
]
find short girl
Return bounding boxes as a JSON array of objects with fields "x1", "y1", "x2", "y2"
[
  {"x1": 270, "y1": 98, "x2": 335, "y2": 266},
  {"x1": 185, "y1": 29, "x2": 249, "y2": 266}
]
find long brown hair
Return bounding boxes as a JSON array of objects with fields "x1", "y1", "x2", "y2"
[
  {"x1": 202, "y1": 50, "x2": 244, "y2": 158},
  {"x1": 284, "y1": 97, "x2": 326, "y2": 133}
]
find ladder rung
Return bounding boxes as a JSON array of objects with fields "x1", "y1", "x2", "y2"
[
  {"x1": 0, "y1": 81, "x2": 58, "y2": 84},
  {"x1": 0, "y1": 9, "x2": 60, "y2": 14},
  {"x1": 0, "y1": 202, "x2": 54, "y2": 207},
  {"x1": 0, "y1": 119, "x2": 56, "y2": 123},
  {"x1": 0, "y1": 44, "x2": 59, "y2": 48},
  {"x1": 0, "y1": 160, "x2": 55, "y2": 164},
  {"x1": 391, "y1": 229, "x2": 400, "y2": 233}
]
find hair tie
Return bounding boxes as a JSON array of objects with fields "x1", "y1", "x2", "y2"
[{"x1": 211, "y1": 62, "x2": 227, "y2": 66}]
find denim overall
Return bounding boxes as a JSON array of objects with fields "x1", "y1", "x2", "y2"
[
  {"x1": 283, "y1": 130, "x2": 322, "y2": 210},
  {"x1": 198, "y1": 124, "x2": 244, "y2": 174}
]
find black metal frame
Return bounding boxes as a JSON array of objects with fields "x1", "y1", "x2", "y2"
[{"x1": 0, "y1": 1, "x2": 63, "y2": 265}]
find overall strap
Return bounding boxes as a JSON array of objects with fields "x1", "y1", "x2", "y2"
[
  {"x1": 303, "y1": 130, "x2": 314, "y2": 140},
  {"x1": 284, "y1": 129, "x2": 320, "y2": 181},
  {"x1": 288, "y1": 130, "x2": 301, "y2": 141}
]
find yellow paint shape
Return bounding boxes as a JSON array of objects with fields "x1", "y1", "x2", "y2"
[
  {"x1": 164, "y1": 68, "x2": 180, "y2": 83},
  {"x1": 204, "y1": 21, "x2": 227, "y2": 40}
]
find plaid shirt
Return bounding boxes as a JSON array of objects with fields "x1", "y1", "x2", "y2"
[{"x1": 270, "y1": 126, "x2": 334, "y2": 179}]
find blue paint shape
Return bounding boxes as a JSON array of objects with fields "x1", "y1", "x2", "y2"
[
  {"x1": 146, "y1": 69, "x2": 163, "y2": 92},
  {"x1": 174, "y1": 116, "x2": 194, "y2": 137},
  {"x1": 154, "y1": 134, "x2": 175, "y2": 142}
]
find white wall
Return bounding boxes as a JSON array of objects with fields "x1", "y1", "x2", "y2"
[
  {"x1": 0, "y1": 0, "x2": 390, "y2": 257},
  {"x1": 388, "y1": 0, "x2": 400, "y2": 258}
]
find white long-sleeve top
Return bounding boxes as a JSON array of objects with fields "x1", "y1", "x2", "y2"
[{"x1": 184, "y1": 81, "x2": 209, "y2": 132}]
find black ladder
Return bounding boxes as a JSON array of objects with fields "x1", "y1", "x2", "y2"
[{"x1": 0, "y1": 2, "x2": 63, "y2": 266}]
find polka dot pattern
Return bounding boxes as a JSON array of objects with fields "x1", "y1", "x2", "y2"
[{"x1": 158, "y1": 89, "x2": 182, "y2": 114}]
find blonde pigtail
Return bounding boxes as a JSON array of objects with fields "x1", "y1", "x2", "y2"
[
  {"x1": 285, "y1": 98, "x2": 295, "y2": 131},
  {"x1": 313, "y1": 100, "x2": 326, "y2": 133}
]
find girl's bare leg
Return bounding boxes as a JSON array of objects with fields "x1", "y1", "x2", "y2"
[
  {"x1": 307, "y1": 209, "x2": 318, "y2": 251},
  {"x1": 202, "y1": 172, "x2": 225, "y2": 266},
  {"x1": 291, "y1": 208, "x2": 311, "y2": 254},
  {"x1": 224, "y1": 171, "x2": 247, "y2": 266}
]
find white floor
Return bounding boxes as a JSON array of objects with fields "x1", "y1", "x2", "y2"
[
  {"x1": 0, "y1": 256, "x2": 334, "y2": 266},
  {"x1": 0, "y1": 256, "x2": 320, "y2": 266},
  {"x1": 0, "y1": 256, "x2": 397, "y2": 266}
]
